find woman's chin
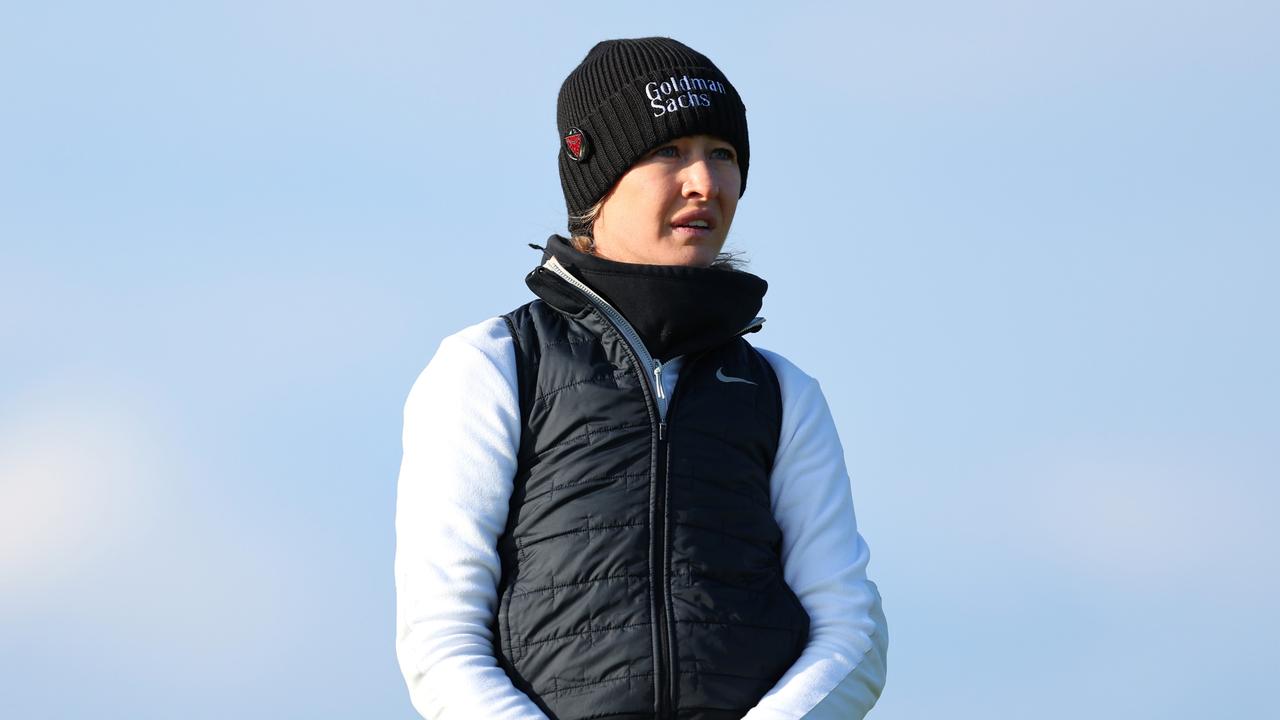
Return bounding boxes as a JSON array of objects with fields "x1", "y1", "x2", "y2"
[
  {"x1": 658, "y1": 248, "x2": 718, "y2": 268},
  {"x1": 657, "y1": 237, "x2": 724, "y2": 267},
  {"x1": 597, "y1": 234, "x2": 725, "y2": 267}
]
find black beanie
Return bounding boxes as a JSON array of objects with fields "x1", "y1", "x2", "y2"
[{"x1": 557, "y1": 37, "x2": 749, "y2": 230}]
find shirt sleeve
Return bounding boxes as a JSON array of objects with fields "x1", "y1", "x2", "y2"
[
  {"x1": 394, "y1": 317, "x2": 550, "y2": 720},
  {"x1": 742, "y1": 348, "x2": 889, "y2": 719}
]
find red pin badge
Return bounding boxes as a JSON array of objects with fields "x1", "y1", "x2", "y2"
[{"x1": 563, "y1": 127, "x2": 588, "y2": 161}]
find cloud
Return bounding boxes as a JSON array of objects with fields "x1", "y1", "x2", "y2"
[
  {"x1": 0, "y1": 381, "x2": 164, "y2": 604},
  {"x1": 0, "y1": 375, "x2": 301, "y2": 698},
  {"x1": 1007, "y1": 437, "x2": 1274, "y2": 598}
]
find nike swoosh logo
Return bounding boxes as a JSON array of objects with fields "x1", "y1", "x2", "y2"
[{"x1": 716, "y1": 367, "x2": 757, "y2": 385}]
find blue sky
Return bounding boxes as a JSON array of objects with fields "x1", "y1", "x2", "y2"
[{"x1": 2, "y1": 1, "x2": 1276, "y2": 717}]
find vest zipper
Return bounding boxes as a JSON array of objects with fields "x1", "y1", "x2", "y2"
[
  {"x1": 538, "y1": 257, "x2": 764, "y2": 717},
  {"x1": 651, "y1": 349, "x2": 705, "y2": 718},
  {"x1": 654, "y1": 426, "x2": 672, "y2": 717},
  {"x1": 540, "y1": 256, "x2": 674, "y2": 715}
]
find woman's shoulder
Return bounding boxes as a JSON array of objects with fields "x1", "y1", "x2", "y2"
[
  {"x1": 749, "y1": 345, "x2": 843, "y2": 452},
  {"x1": 407, "y1": 316, "x2": 517, "y2": 399},
  {"x1": 749, "y1": 344, "x2": 821, "y2": 398},
  {"x1": 436, "y1": 315, "x2": 514, "y2": 359},
  {"x1": 401, "y1": 316, "x2": 522, "y2": 458}
]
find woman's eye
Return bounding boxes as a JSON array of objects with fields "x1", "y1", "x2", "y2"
[
  {"x1": 711, "y1": 147, "x2": 736, "y2": 161},
  {"x1": 652, "y1": 146, "x2": 679, "y2": 158}
]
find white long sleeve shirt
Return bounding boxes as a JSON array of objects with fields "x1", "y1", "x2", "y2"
[{"x1": 395, "y1": 316, "x2": 887, "y2": 719}]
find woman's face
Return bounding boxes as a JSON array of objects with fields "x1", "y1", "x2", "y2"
[{"x1": 591, "y1": 134, "x2": 742, "y2": 268}]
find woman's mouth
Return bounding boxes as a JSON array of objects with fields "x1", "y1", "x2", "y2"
[{"x1": 671, "y1": 218, "x2": 714, "y2": 236}]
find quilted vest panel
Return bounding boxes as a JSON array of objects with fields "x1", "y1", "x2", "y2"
[{"x1": 494, "y1": 298, "x2": 809, "y2": 720}]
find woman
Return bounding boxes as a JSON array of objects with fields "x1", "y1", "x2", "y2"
[{"x1": 395, "y1": 37, "x2": 887, "y2": 719}]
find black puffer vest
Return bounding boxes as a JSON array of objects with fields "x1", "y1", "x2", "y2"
[{"x1": 492, "y1": 258, "x2": 810, "y2": 719}]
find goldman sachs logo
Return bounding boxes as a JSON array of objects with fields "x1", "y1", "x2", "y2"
[{"x1": 644, "y1": 74, "x2": 729, "y2": 117}]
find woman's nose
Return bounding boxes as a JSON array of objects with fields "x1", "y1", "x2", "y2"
[{"x1": 681, "y1": 157, "x2": 720, "y2": 200}]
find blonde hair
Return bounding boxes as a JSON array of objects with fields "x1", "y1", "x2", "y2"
[
  {"x1": 568, "y1": 197, "x2": 747, "y2": 271},
  {"x1": 568, "y1": 198, "x2": 604, "y2": 254}
]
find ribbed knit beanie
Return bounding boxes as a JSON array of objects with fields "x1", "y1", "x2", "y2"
[{"x1": 557, "y1": 37, "x2": 749, "y2": 232}]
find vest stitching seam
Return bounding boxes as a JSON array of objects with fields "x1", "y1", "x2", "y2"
[
  {"x1": 515, "y1": 520, "x2": 646, "y2": 550},
  {"x1": 512, "y1": 573, "x2": 648, "y2": 598},
  {"x1": 540, "y1": 337, "x2": 595, "y2": 349},
  {"x1": 541, "y1": 671, "x2": 656, "y2": 697},
  {"x1": 521, "y1": 470, "x2": 648, "y2": 505},
  {"x1": 679, "y1": 573, "x2": 789, "y2": 596},
  {"x1": 583, "y1": 421, "x2": 651, "y2": 436},
  {"x1": 677, "y1": 670, "x2": 782, "y2": 680},
  {"x1": 510, "y1": 621, "x2": 654, "y2": 649},
  {"x1": 676, "y1": 619, "x2": 804, "y2": 633},
  {"x1": 572, "y1": 712, "x2": 662, "y2": 720},
  {"x1": 535, "y1": 368, "x2": 631, "y2": 406},
  {"x1": 526, "y1": 433, "x2": 589, "y2": 460},
  {"x1": 524, "y1": 422, "x2": 650, "y2": 462}
]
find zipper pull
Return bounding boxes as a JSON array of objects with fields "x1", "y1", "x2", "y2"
[
  {"x1": 659, "y1": 421, "x2": 667, "y2": 440},
  {"x1": 653, "y1": 359, "x2": 665, "y2": 401}
]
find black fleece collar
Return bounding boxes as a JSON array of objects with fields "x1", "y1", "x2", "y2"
[{"x1": 527, "y1": 235, "x2": 767, "y2": 362}]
